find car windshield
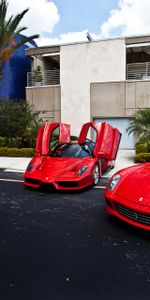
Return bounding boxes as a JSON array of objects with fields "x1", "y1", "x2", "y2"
[{"x1": 50, "y1": 142, "x2": 94, "y2": 158}]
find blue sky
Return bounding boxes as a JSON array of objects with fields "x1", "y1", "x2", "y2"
[
  {"x1": 50, "y1": 0, "x2": 118, "y2": 37},
  {"x1": 8, "y1": 0, "x2": 150, "y2": 46}
]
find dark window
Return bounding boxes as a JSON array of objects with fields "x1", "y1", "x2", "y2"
[
  {"x1": 49, "y1": 126, "x2": 60, "y2": 150},
  {"x1": 50, "y1": 143, "x2": 90, "y2": 158}
]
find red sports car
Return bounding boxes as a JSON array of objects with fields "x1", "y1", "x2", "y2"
[
  {"x1": 24, "y1": 122, "x2": 121, "y2": 191},
  {"x1": 105, "y1": 163, "x2": 150, "y2": 230}
]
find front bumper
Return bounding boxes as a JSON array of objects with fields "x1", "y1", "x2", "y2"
[
  {"x1": 24, "y1": 173, "x2": 93, "y2": 191},
  {"x1": 105, "y1": 193, "x2": 150, "y2": 231}
]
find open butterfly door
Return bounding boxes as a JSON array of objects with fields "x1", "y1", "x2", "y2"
[
  {"x1": 78, "y1": 122, "x2": 121, "y2": 160},
  {"x1": 35, "y1": 123, "x2": 70, "y2": 156},
  {"x1": 96, "y1": 123, "x2": 121, "y2": 160},
  {"x1": 35, "y1": 127, "x2": 44, "y2": 156}
]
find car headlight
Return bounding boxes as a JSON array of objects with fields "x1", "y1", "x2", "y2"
[
  {"x1": 26, "y1": 162, "x2": 34, "y2": 172},
  {"x1": 77, "y1": 166, "x2": 88, "y2": 176},
  {"x1": 107, "y1": 174, "x2": 121, "y2": 191}
]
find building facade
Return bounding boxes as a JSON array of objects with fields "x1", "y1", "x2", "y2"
[
  {"x1": 0, "y1": 35, "x2": 36, "y2": 100},
  {"x1": 25, "y1": 35, "x2": 150, "y2": 149}
]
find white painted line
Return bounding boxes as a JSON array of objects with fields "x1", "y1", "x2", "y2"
[
  {"x1": 0, "y1": 178, "x2": 24, "y2": 183},
  {"x1": 4, "y1": 169, "x2": 24, "y2": 173},
  {"x1": 94, "y1": 185, "x2": 106, "y2": 189}
]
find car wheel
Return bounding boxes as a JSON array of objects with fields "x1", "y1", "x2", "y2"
[{"x1": 93, "y1": 164, "x2": 100, "y2": 185}]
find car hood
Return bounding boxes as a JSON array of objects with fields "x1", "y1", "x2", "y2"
[
  {"x1": 41, "y1": 157, "x2": 91, "y2": 179},
  {"x1": 116, "y1": 163, "x2": 150, "y2": 205}
]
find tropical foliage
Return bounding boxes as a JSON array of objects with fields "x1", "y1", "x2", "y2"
[
  {"x1": 127, "y1": 108, "x2": 150, "y2": 146},
  {"x1": 0, "y1": 0, "x2": 39, "y2": 78}
]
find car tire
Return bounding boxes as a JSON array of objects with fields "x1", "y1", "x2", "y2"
[{"x1": 93, "y1": 164, "x2": 100, "y2": 185}]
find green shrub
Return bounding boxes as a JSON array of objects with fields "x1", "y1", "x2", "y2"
[
  {"x1": 0, "y1": 136, "x2": 21, "y2": 148},
  {"x1": 0, "y1": 136, "x2": 6, "y2": 147},
  {"x1": 71, "y1": 135, "x2": 78, "y2": 141},
  {"x1": 135, "y1": 153, "x2": 150, "y2": 163},
  {"x1": 136, "y1": 143, "x2": 150, "y2": 154},
  {"x1": 0, "y1": 147, "x2": 34, "y2": 157},
  {"x1": 21, "y1": 124, "x2": 40, "y2": 148},
  {"x1": 0, "y1": 100, "x2": 42, "y2": 147}
]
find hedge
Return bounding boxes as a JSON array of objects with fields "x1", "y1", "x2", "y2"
[
  {"x1": 135, "y1": 153, "x2": 150, "y2": 163},
  {"x1": 0, "y1": 147, "x2": 34, "y2": 157},
  {"x1": 136, "y1": 143, "x2": 150, "y2": 154}
]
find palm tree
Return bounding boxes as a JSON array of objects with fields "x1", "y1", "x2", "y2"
[
  {"x1": 0, "y1": 0, "x2": 39, "y2": 79},
  {"x1": 127, "y1": 108, "x2": 150, "y2": 145}
]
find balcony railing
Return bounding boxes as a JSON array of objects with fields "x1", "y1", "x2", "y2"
[
  {"x1": 27, "y1": 69, "x2": 60, "y2": 87},
  {"x1": 127, "y1": 62, "x2": 150, "y2": 80}
]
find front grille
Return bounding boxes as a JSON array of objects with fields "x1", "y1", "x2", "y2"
[
  {"x1": 40, "y1": 183, "x2": 55, "y2": 190},
  {"x1": 115, "y1": 203, "x2": 150, "y2": 226},
  {"x1": 25, "y1": 178, "x2": 41, "y2": 185},
  {"x1": 57, "y1": 181, "x2": 78, "y2": 188}
]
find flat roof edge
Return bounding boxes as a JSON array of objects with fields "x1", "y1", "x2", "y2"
[{"x1": 25, "y1": 33, "x2": 150, "y2": 56}]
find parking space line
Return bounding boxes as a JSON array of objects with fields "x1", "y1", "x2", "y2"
[
  {"x1": 94, "y1": 185, "x2": 106, "y2": 189},
  {"x1": 0, "y1": 178, "x2": 106, "y2": 189},
  {"x1": 0, "y1": 178, "x2": 24, "y2": 183}
]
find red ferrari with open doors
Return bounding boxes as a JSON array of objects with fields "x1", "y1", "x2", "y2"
[
  {"x1": 24, "y1": 122, "x2": 121, "y2": 191},
  {"x1": 105, "y1": 163, "x2": 150, "y2": 230}
]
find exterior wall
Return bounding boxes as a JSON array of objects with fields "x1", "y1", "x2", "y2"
[
  {"x1": 26, "y1": 86, "x2": 61, "y2": 122},
  {"x1": 91, "y1": 80, "x2": 150, "y2": 118},
  {"x1": 91, "y1": 81, "x2": 126, "y2": 117},
  {"x1": 0, "y1": 35, "x2": 36, "y2": 100},
  {"x1": 126, "y1": 81, "x2": 150, "y2": 115},
  {"x1": 60, "y1": 38, "x2": 126, "y2": 136}
]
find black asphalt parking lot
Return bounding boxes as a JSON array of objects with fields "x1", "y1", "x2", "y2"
[{"x1": 0, "y1": 172, "x2": 150, "y2": 300}]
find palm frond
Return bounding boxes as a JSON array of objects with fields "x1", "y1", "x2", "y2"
[
  {"x1": 4, "y1": 14, "x2": 13, "y2": 31},
  {"x1": 12, "y1": 34, "x2": 39, "y2": 51},
  {"x1": 13, "y1": 27, "x2": 28, "y2": 36},
  {"x1": 0, "y1": 0, "x2": 8, "y2": 33},
  {"x1": 126, "y1": 108, "x2": 150, "y2": 143},
  {"x1": 0, "y1": 0, "x2": 39, "y2": 74},
  {"x1": 5, "y1": 8, "x2": 29, "y2": 36}
]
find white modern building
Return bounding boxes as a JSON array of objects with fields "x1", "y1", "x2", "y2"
[{"x1": 25, "y1": 34, "x2": 150, "y2": 149}]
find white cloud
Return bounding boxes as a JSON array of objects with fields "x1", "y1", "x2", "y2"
[
  {"x1": 38, "y1": 30, "x2": 90, "y2": 46},
  {"x1": 100, "y1": 0, "x2": 150, "y2": 38},
  {"x1": 6, "y1": 0, "x2": 150, "y2": 47},
  {"x1": 7, "y1": 0, "x2": 60, "y2": 38},
  {"x1": 7, "y1": 0, "x2": 89, "y2": 46},
  {"x1": 37, "y1": 0, "x2": 150, "y2": 46}
]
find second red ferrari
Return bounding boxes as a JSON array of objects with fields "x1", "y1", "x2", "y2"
[{"x1": 105, "y1": 163, "x2": 150, "y2": 230}]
